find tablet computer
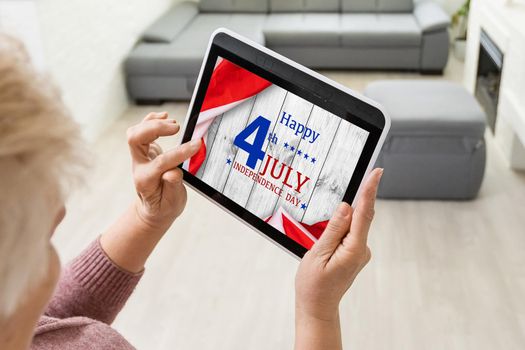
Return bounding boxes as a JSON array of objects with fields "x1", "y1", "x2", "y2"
[{"x1": 180, "y1": 28, "x2": 390, "y2": 259}]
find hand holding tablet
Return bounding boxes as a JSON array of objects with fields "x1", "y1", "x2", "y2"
[
  {"x1": 180, "y1": 28, "x2": 390, "y2": 258},
  {"x1": 295, "y1": 168, "x2": 382, "y2": 350}
]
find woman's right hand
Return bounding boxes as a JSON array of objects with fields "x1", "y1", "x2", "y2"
[
  {"x1": 294, "y1": 168, "x2": 383, "y2": 350},
  {"x1": 126, "y1": 112, "x2": 201, "y2": 232},
  {"x1": 100, "y1": 112, "x2": 200, "y2": 274}
]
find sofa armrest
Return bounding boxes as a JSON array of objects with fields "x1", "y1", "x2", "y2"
[
  {"x1": 142, "y1": 1, "x2": 198, "y2": 43},
  {"x1": 414, "y1": 2, "x2": 450, "y2": 33}
]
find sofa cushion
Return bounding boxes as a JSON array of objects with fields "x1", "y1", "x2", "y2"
[
  {"x1": 127, "y1": 14, "x2": 266, "y2": 76},
  {"x1": 341, "y1": 14, "x2": 421, "y2": 47},
  {"x1": 199, "y1": 0, "x2": 268, "y2": 13},
  {"x1": 414, "y1": 2, "x2": 450, "y2": 32},
  {"x1": 365, "y1": 80, "x2": 486, "y2": 138},
  {"x1": 341, "y1": 0, "x2": 376, "y2": 13},
  {"x1": 377, "y1": 0, "x2": 413, "y2": 13},
  {"x1": 270, "y1": 47, "x2": 421, "y2": 69},
  {"x1": 264, "y1": 14, "x2": 340, "y2": 47},
  {"x1": 142, "y1": 2, "x2": 198, "y2": 43},
  {"x1": 269, "y1": 0, "x2": 339, "y2": 12},
  {"x1": 187, "y1": 14, "x2": 266, "y2": 44}
]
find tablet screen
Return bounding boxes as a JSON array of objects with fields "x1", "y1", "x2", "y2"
[{"x1": 183, "y1": 56, "x2": 369, "y2": 250}]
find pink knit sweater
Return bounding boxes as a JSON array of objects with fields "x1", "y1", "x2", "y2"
[{"x1": 32, "y1": 239, "x2": 143, "y2": 349}]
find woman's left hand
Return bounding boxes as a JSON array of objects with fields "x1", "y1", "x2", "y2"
[{"x1": 126, "y1": 112, "x2": 201, "y2": 231}]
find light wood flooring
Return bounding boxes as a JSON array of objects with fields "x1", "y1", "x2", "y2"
[{"x1": 53, "y1": 55, "x2": 525, "y2": 350}]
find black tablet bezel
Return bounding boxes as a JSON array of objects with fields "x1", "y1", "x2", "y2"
[{"x1": 180, "y1": 31, "x2": 386, "y2": 258}]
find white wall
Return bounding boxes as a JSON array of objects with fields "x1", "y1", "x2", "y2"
[{"x1": 36, "y1": 0, "x2": 177, "y2": 139}]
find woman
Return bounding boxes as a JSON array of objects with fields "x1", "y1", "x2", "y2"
[{"x1": 0, "y1": 34, "x2": 382, "y2": 350}]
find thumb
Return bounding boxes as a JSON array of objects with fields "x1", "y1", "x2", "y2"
[
  {"x1": 312, "y1": 203, "x2": 352, "y2": 259},
  {"x1": 162, "y1": 168, "x2": 184, "y2": 195}
]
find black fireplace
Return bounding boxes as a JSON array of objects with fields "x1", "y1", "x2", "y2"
[{"x1": 475, "y1": 30, "x2": 504, "y2": 133}]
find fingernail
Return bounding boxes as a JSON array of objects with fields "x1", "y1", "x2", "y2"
[
  {"x1": 336, "y1": 203, "x2": 350, "y2": 216},
  {"x1": 189, "y1": 138, "x2": 201, "y2": 149},
  {"x1": 378, "y1": 168, "x2": 384, "y2": 180}
]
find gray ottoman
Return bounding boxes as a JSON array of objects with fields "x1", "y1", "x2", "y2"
[{"x1": 364, "y1": 80, "x2": 486, "y2": 200}]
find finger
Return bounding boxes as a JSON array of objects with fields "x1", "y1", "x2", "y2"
[
  {"x1": 149, "y1": 138, "x2": 201, "y2": 175},
  {"x1": 127, "y1": 119, "x2": 179, "y2": 162},
  {"x1": 347, "y1": 168, "x2": 383, "y2": 247},
  {"x1": 148, "y1": 142, "x2": 163, "y2": 160},
  {"x1": 312, "y1": 202, "x2": 353, "y2": 259},
  {"x1": 144, "y1": 111, "x2": 168, "y2": 121}
]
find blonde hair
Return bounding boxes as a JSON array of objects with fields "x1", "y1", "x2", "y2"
[{"x1": 0, "y1": 34, "x2": 86, "y2": 318}]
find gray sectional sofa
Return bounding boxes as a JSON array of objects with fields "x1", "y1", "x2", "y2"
[{"x1": 125, "y1": 0, "x2": 450, "y2": 102}]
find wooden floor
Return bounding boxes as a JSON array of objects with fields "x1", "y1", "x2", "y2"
[{"x1": 53, "y1": 56, "x2": 525, "y2": 350}]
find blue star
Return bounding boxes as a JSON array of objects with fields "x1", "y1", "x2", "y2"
[
  {"x1": 226, "y1": 158, "x2": 232, "y2": 165},
  {"x1": 311, "y1": 157, "x2": 317, "y2": 164},
  {"x1": 301, "y1": 203, "x2": 307, "y2": 210},
  {"x1": 284, "y1": 142, "x2": 289, "y2": 149},
  {"x1": 297, "y1": 149, "x2": 302, "y2": 156},
  {"x1": 304, "y1": 153, "x2": 309, "y2": 159},
  {"x1": 290, "y1": 146, "x2": 296, "y2": 152}
]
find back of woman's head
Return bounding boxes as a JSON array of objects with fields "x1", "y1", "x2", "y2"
[{"x1": 0, "y1": 34, "x2": 86, "y2": 319}]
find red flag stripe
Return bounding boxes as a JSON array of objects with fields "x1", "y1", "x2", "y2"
[
  {"x1": 266, "y1": 207, "x2": 329, "y2": 249},
  {"x1": 200, "y1": 59, "x2": 272, "y2": 112},
  {"x1": 281, "y1": 214, "x2": 315, "y2": 250},
  {"x1": 300, "y1": 220, "x2": 329, "y2": 240}
]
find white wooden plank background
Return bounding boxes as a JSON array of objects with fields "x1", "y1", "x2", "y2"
[
  {"x1": 222, "y1": 85, "x2": 288, "y2": 206},
  {"x1": 274, "y1": 106, "x2": 342, "y2": 221},
  {"x1": 302, "y1": 122, "x2": 369, "y2": 225},
  {"x1": 245, "y1": 92, "x2": 313, "y2": 219},
  {"x1": 200, "y1": 96, "x2": 255, "y2": 192},
  {"x1": 196, "y1": 84, "x2": 369, "y2": 226}
]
